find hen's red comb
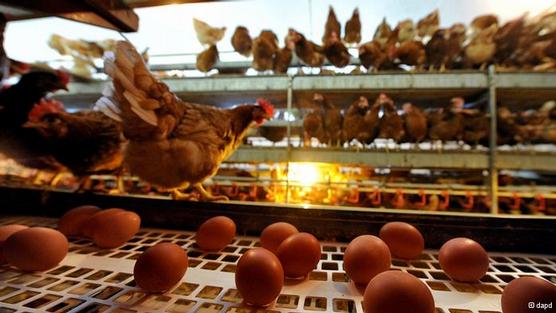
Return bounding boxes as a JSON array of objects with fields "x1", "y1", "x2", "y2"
[
  {"x1": 55, "y1": 70, "x2": 70, "y2": 87},
  {"x1": 28, "y1": 98, "x2": 65, "y2": 122},
  {"x1": 256, "y1": 98, "x2": 274, "y2": 117}
]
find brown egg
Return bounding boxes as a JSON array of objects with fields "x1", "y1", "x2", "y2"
[
  {"x1": 379, "y1": 222, "x2": 424, "y2": 260},
  {"x1": 196, "y1": 216, "x2": 236, "y2": 251},
  {"x1": 276, "y1": 232, "x2": 320, "y2": 278},
  {"x1": 0, "y1": 224, "x2": 29, "y2": 264},
  {"x1": 344, "y1": 235, "x2": 391, "y2": 285},
  {"x1": 363, "y1": 270, "x2": 435, "y2": 313},
  {"x1": 58, "y1": 205, "x2": 101, "y2": 236},
  {"x1": 439, "y1": 237, "x2": 489, "y2": 282},
  {"x1": 134, "y1": 243, "x2": 188, "y2": 293},
  {"x1": 502, "y1": 277, "x2": 556, "y2": 313},
  {"x1": 235, "y1": 248, "x2": 284, "y2": 306},
  {"x1": 3, "y1": 227, "x2": 68, "y2": 271},
  {"x1": 84, "y1": 208, "x2": 125, "y2": 238},
  {"x1": 91, "y1": 210, "x2": 141, "y2": 248},
  {"x1": 260, "y1": 222, "x2": 299, "y2": 254}
]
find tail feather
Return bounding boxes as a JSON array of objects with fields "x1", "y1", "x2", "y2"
[{"x1": 94, "y1": 41, "x2": 163, "y2": 128}]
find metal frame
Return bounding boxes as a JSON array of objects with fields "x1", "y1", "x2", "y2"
[{"x1": 57, "y1": 71, "x2": 556, "y2": 210}]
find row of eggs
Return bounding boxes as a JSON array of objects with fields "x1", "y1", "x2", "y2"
[{"x1": 0, "y1": 207, "x2": 554, "y2": 313}]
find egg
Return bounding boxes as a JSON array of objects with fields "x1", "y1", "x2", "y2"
[
  {"x1": 196, "y1": 216, "x2": 236, "y2": 251},
  {"x1": 343, "y1": 235, "x2": 391, "y2": 285},
  {"x1": 501, "y1": 277, "x2": 556, "y2": 313},
  {"x1": 379, "y1": 222, "x2": 424, "y2": 260},
  {"x1": 260, "y1": 222, "x2": 299, "y2": 254},
  {"x1": 133, "y1": 243, "x2": 188, "y2": 293},
  {"x1": 84, "y1": 208, "x2": 125, "y2": 238},
  {"x1": 3, "y1": 227, "x2": 68, "y2": 271},
  {"x1": 235, "y1": 248, "x2": 284, "y2": 306},
  {"x1": 90, "y1": 209, "x2": 141, "y2": 248},
  {"x1": 363, "y1": 270, "x2": 435, "y2": 313},
  {"x1": 58, "y1": 205, "x2": 101, "y2": 236},
  {"x1": 0, "y1": 224, "x2": 29, "y2": 264},
  {"x1": 276, "y1": 232, "x2": 320, "y2": 278},
  {"x1": 439, "y1": 237, "x2": 489, "y2": 282}
]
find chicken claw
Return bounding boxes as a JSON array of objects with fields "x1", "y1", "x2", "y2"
[
  {"x1": 171, "y1": 189, "x2": 199, "y2": 201},
  {"x1": 195, "y1": 183, "x2": 229, "y2": 201}
]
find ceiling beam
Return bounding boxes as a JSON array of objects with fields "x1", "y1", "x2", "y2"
[
  {"x1": 0, "y1": 0, "x2": 138, "y2": 32},
  {"x1": 124, "y1": 0, "x2": 235, "y2": 8}
]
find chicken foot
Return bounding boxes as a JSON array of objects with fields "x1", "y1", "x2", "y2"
[
  {"x1": 49, "y1": 172, "x2": 65, "y2": 188},
  {"x1": 195, "y1": 183, "x2": 229, "y2": 201},
  {"x1": 171, "y1": 189, "x2": 199, "y2": 201},
  {"x1": 170, "y1": 184, "x2": 229, "y2": 201}
]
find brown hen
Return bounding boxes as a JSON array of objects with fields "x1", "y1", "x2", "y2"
[
  {"x1": 314, "y1": 93, "x2": 343, "y2": 146},
  {"x1": 343, "y1": 96, "x2": 373, "y2": 145},
  {"x1": 95, "y1": 41, "x2": 274, "y2": 201},
  {"x1": 402, "y1": 102, "x2": 427, "y2": 144},
  {"x1": 196, "y1": 45, "x2": 218, "y2": 73},
  {"x1": 324, "y1": 31, "x2": 351, "y2": 68},
  {"x1": 344, "y1": 8, "x2": 361, "y2": 44},
  {"x1": 252, "y1": 30, "x2": 279, "y2": 72},
  {"x1": 417, "y1": 9, "x2": 439, "y2": 38},
  {"x1": 231, "y1": 26, "x2": 252, "y2": 57},
  {"x1": 377, "y1": 94, "x2": 404, "y2": 143},
  {"x1": 322, "y1": 6, "x2": 341, "y2": 44},
  {"x1": 288, "y1": 29, "x2": 325, "y2": 67}
]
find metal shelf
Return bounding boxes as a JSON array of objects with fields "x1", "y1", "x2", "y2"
[
  {"x1": 497, "y1": 151, "x2": 556, "y2": 172},
  {"x1": 293, "y1": 72, "x2": 488, "y2": 91},
  {"x1": 228, "y1": 147, "x2": 556, "y2": 171},
  {"x1": 228, "y1": 147, "x2": 489, "y2": 169}
]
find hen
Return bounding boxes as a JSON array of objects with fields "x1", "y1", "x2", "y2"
[
  {"x1": 359, "y1": 41, "x2": 383, "y2": 71},
  {"x1": 393, "y1": 40, "x2": 426, "y2": 69},
  {"x1": 0, "y1": 71, "x2": 69, "y2": 179},
  {"x1": 462, "y1": 110, "x2": 490, "y2": 147},
  {"x1": 288, "y1": 29, "x2": 325, "y2": 67},
  {"x1": 324, "y1": 31, "x2": 351, "y2": 68},
  {"x1": 344, "y1": 8, "x2": 361, "y2": 45},
  {"x1": 464, "y1": 24, "x2": 498, "y2": 69},
  {"x1": 402, "y1": 102, "x2": 427, "y2": 144},
  {"x1": 322, "y1": 6, "x2": 341, "y2": 44},
  {"x1": 231, "y1": 26, "x2": 252, "y2": 57},
  {"x1": 95, "y1": 41, "x2": 273, "y2": 201},
  {"x1": 470, "y1": 15, "x2": 499, "y2": 34},
  {"x1": 196, "y1": 45, "x2": 218, "y2": 73},
  {"x1": 428, "y1": 98, "x2": 465, "y2": 145},
  {"x1": 252, "y1": 30, "x2": 279, "y2": 72},
  {"x1": 494, "y1": 14, "x2": 527, "y2": 65},
  {"x1": 314, "y1": 93, "x2": 343, "y2": 146},
  {"x1": 373, "y1": 18, "x2": 392, "y2": 47},
  {"x1": 426, "y1": 29, "x2": 451, "y2": 70},
  {"x1": 302, "y1": 109, "x2": 326, "y2": 147},
  {"x1": 377, "y1": 94, "x2": 404, "y2": 143},
  {"x1": 23, "y1": 100, "x2": 125, "y2": 192},
  {"x1": 192, "y1": 18, "x2": 226, "y2": 46},
  {"x1": 343, "y1": 96, "x2": 371, "y2": 145},
  {"x1": 417, "y1": 9, "x2": 440, "y2": 39},
  {"x1": 273, "y1": 38, "x2": 294, "y2": 74},
  {"x1": 394, "y1": 19, "x2": 416, "y2": 43}
]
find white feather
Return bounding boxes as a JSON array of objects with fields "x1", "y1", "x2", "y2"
[
  {"x1": 124, "y1": 91, "x2": 158, "y2": 126},
  {"x1": 94, "y1": 97, "x2": 122, "y2": 122}
]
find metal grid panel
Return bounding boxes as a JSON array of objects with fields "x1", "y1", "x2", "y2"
[{"x1": 0, "y1": 216, "x2": 555, "y2": 313}]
